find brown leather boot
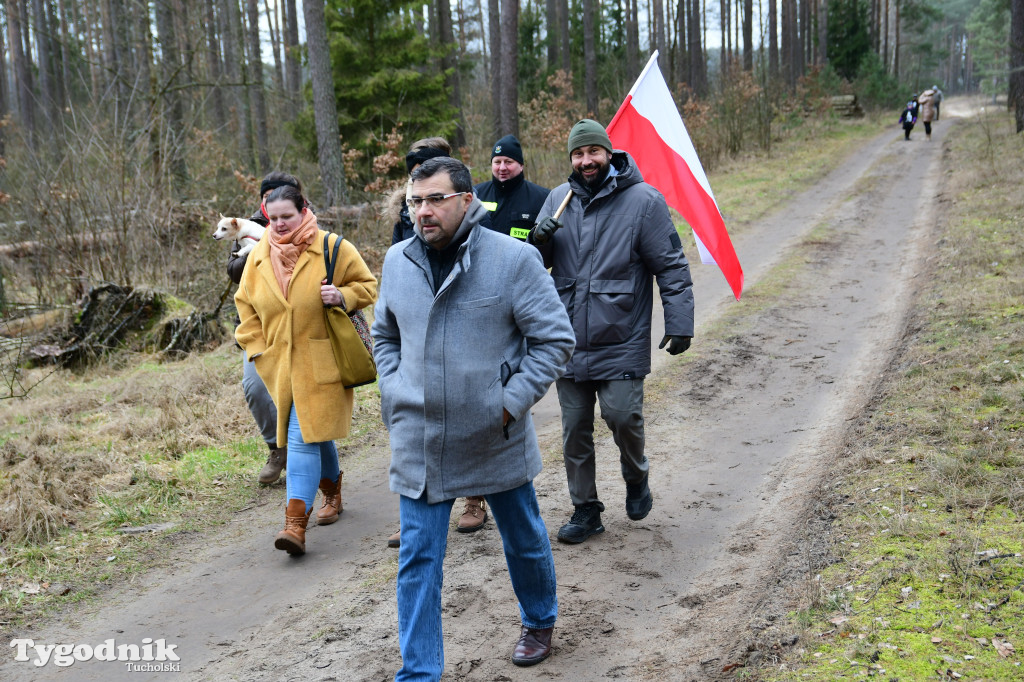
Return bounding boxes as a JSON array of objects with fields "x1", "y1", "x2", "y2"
[
  {"x1": 316, "y1": 473, "x2": 343, "y2": 525},
  {"x1": 387, "y1": 530, "x2": 401, "y2": 548},
  {"x1": 275, "y1": 499, "x2": 312, "y2": 555},
  {"x1": 457, "y1": 496, "x2": 487, "y2": 533},
  {"x1": 258, "y1": 447, "x2": 287, "y2": 485}
]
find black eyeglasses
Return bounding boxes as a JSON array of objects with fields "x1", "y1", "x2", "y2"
[{"x1": 407, "y1": 192, "x2": 468, "y2": 209}]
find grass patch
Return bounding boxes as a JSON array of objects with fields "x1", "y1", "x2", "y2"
[
  {"x1": 0, "y1": 344, "x2": 384, "y2": 632},
  {"x1": 757, "y1": 110, "x2": 1024, "y2": 680}
]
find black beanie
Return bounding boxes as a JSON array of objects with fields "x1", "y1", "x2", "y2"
[
  {"x1": 405, "y1": 147, "x2": 449, "y2": 174},
  {"x1": 491, "y1": 135, "x2": 524, "y2": 165},
  {"x1": 259, "y1": 176, "x2": 299, "y2": 198}
]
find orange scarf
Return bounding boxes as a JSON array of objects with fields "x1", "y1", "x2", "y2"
[{"x1": 268, "y1": 210, "x2": 318, "y2": 299}]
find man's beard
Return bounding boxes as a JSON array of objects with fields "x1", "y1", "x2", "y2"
[{"x1": 574, "y1": 163, "x2": 609, "y2": 189}]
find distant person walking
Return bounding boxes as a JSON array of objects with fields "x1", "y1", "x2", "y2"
[
  {"x1": 899, "y1": 95, "x2": 919, "y2": 141},
  {"x1": 373, "y1": 157, "x2": 575, "y2": 677},
  {"x1": 932, "y1": 85, "x2": 943, "y2": 120},
  {"x1": 235, "y1": 184, "x2": 378, "y2": 556},
  {"x1": 918, "y1": 88, "x2": 936, "y2": 140}
]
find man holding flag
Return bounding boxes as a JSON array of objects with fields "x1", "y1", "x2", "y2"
[{"x1": 531, "y1": 118, "x2": 694, "y2": 544}]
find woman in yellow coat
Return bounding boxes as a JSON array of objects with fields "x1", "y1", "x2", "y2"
[{"x1": 235, "y1": 184, "x2": 377, "y2": 555}]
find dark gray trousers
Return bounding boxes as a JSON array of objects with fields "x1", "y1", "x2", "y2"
[
  {"x1": 556, "y1": 378, "x2": 647, "y2": 506},
  {"x1": 242, "y1": 350, "x2": 278, "y2": 447}
]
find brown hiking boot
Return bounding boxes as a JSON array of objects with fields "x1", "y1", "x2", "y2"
[
  {"x1": 316, "y1": 473, "x2": 343, "y2": 525},
  {"x1": 258, "y1": 447, "x2": 287, "y2": 485},
  {"x1": 387, "y1": 530, "x2": 400, "y2": 548},
  {"x1": 275, "y1": 499, "x2": 312, "y2": 555},
  {"x1": 457, "y1": 496, "x2": 487, "y2": 533}
]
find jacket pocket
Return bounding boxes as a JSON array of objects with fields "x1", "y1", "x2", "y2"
[
  {"x1": 455, "y1": 295, "x2": 500, "y2": 310},
  {"x1": 552, "y1": 276, "x2": 576, "y2": 318},
  {"x1": 308, "y1": 338, "x2": 342, "y2": 385},
  {"x1": 588, "y1": 279, "x2": 634, "y2": 346},
  {"x1": 379, "y1": 370, "x2": 400, "y2": 428}
]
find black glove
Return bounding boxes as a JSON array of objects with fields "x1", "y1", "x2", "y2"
[
  {"x1": 659, "y1": 335, "x2": 691, "y2": 355},
  {"x1": 531, "y1": 216, "x2": 563, "y2": 245}
]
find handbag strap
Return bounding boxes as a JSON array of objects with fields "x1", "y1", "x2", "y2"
[
  {"x1": 323, "y1": 233, "x2": 342, "y2": 283},
  {"x1": 323, "y1": 233, "x2": 343, "y2": 308}
]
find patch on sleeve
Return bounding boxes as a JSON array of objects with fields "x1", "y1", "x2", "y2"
[
  {"x1": 481, "y1": 201, "x2": 498, "y2": 212},
  {"x1": 669, "y1": 230, "x2": 682, "y2": 250}
]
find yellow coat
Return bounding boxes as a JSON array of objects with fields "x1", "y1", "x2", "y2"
[{"x1": 235, "y1": 229, "x2": 378, "y2": 445}]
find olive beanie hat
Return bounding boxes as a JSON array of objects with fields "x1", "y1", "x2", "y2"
[{"x1": 567, "y1": 118, "x2": 612, "y2": 154}]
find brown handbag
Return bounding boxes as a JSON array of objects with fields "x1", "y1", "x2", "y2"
[{"x1": 323, "y1": 233, "x2": 377, "y2": 388}]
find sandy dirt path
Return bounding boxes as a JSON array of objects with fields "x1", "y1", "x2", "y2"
[{"x1": 3, "y1": 113, "x2": 957, "y2": 681}]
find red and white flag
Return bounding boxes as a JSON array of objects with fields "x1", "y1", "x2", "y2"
[{"x1": 607, "y1": 52, "x2": 743, "y2": 299}]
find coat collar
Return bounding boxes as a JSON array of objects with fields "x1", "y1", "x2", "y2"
[
  {"x1": 253, "y1": 229, "x2": 329, "y2": 304},
  {"x1": 402, "y1": 201, "x2": 489, "y2": 296}
]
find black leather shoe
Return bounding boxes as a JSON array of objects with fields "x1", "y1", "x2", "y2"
[
  {"x1": 511, "y1": 625, "x2": 553, "y2": 666},
  {"x1": 557, "y1": 502, "x2": 605, "y2": 543},
  {"x1": 625, "y1": 475, "x2": 653, "y2": 520}
]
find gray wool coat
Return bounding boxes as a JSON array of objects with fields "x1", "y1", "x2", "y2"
[
  {"x1": 536, "y1": 150, "x2": 694, "y2": 382},
  {"x1": 372, "y1": 199, "x2": 575, "y2": 503}
]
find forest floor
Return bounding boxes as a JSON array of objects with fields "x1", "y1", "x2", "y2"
[{"x1": 0, "y1": 100, "x2": 998, "y2": 681}]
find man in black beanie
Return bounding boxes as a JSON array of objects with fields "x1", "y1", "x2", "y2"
[
  {"x1": 531, "y1": 119, "x2": 695, "y2": 544},
  {"x1": 475, "y1": 134, "x2": 550, "y2": 242}
]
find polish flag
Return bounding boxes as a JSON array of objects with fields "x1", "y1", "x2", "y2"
[{"x1": 607, "y1": 52, "x2": 744, "y2": 299}]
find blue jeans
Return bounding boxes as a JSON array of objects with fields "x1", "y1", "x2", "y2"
[
  {"x1": 285, "y1": 405, "x2": 340, "y2": 514},
  {"x1": 395, "y1": 481, "x2": 557, "y2": 681}
]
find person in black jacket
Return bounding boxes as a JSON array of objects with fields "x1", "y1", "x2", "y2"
[
  {"x1": 226, "y1": 171, "x2": 305, "y2": 485},
  {"x1": 474, "y1": 135, "x2": 550, "y2": 243}
]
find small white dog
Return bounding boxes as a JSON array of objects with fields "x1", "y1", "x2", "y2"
[{"x1": 212, "y1": 215, "x2": 266, "y2": 258}]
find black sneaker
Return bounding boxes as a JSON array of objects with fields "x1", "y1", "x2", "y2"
[
  {"x1": 557, "y1": 502, "x2": 605, "y2": 543},
  {"x1": 625, "y1": 475, "x2": 653, "y2": 520}
]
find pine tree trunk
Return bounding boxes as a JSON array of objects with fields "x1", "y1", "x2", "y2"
[
  {"x1": 437, "y1": 0, "x2": 466, "y2": 147},
  {"x1": 720, "y1": 0, "x2": 728, "y2": 77},
  {"x1": 742, "y1": 0, "x2": 752, "y2": 70},
  {"x1": 203, "y1": 0, "x2": 227, "y2": 130},
  {"x1": 81, "y1": 0, "x2": 100, "y2": 98},
  {"x1": 559, "y1": 0, "x2": 571, "y2": 72},
  {"x1": 893, "y1": 0, "x2": 900, "y2": 79},
  {"x1": 675, "y1": 0, "x2": 686, "y2": 87},
  {"x1": 134, "y1": 0, "x2": 154, "y2": 123},
  {"x1": 56, "y1": 0, "x2": 72, "y2": 110},
  {"x1": 303, "y1": 0, "x2": 347, "y2": 206},
  {"x1": 222, "y1": 0, "x2": 253, "y2": 170},
  {"x1": 31, "y1": 0, "x2": 55, "y2": 129},
  {"x1": 284, "y1": 0, "x2": 301, "y2": 98},
  {"x1": 156, "y1": 0, "x2": 188, "y2": 185},
  {"x1": 0, "y1": 16, "x2": 7, "y2": 155},
  {"x1": 246, "y1": 0, "x2": 270, "y2": 171},
  {"x1": 583, "y1": 0, "x2": 598, "y2": 114},
  {"x1": 628, "y1": 0, "x2": 640, "y2": 80},
  {"x1": 1010, "y1": 0, "x2": 1024, "y2": 131},
  {"x1": 499, "y1": 0, "x2": 519, "y2": 136},
  {"x1": 264, "y1": 0, "x2": 284, "y2": 92},
  {"x1": 546, "y1": 0, "x2": 558, "y2": 69},
  {"x1": 769, "y1": 0, "x2": 779, "y2": 79},
  {"x1": 5, "y1": 0, "x2": 36, "y2": 139},
  {"x1": 488, "y1": 0, "x2": 502, "y2": 138},
  {"x1": 654, "y1": 0, "x2": 665, "y2": 62},
  {"x1": 689, "y1": 0, "x2": 707, "y2": 95}
]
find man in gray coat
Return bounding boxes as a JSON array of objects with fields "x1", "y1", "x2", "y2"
[
  {"x1": 372, "y1": 157, "x2": 575, "y2": 679},
  {"x1": 531, "y1": 119, "x2": 695, "y2": 544}
]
